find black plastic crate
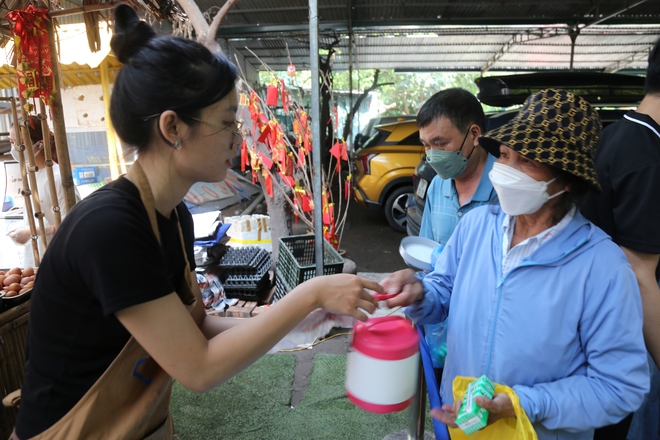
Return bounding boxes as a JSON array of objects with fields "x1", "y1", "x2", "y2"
[
  {"x1": 272, "y1": 269, "x2": 293, "y2": 303},
  {"x1": 277, "y1": 235, "x2": 344, "y2": 287}
]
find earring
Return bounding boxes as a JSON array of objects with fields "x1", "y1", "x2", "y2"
[{"x1": 173, "y1": 139, "x2": 182, "y2": 150}]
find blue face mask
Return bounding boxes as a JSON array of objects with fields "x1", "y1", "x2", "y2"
[{"x1": 425, "y1": 127, "x2": 473, "y2": 180}]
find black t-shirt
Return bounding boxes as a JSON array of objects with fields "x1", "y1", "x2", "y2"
[
  {"x1": 15, "y1": 177, "x2": 196, "y2": 439},
  {"x1": 581, "y1": 111, "x2": 660, "y2": 280}
]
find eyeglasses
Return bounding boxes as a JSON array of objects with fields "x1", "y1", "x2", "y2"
[{"x1": 185, "y1": 116, "x2": 243, "y2": 145}]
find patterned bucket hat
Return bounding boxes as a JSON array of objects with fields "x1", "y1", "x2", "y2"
[{"x1": 479, "y1": 88, "x2": 602, "y2": 190}]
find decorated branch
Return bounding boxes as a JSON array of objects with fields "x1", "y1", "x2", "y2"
[{"x1": 236, "y1": 59, "x2": 353, "y2": 250}]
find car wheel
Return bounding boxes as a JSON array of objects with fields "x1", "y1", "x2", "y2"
[{"x1": 384, "y1": 186, "x2": 413, "y2": 233}]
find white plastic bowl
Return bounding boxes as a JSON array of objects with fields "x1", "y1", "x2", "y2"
[{"x1": 399, "y1": 236, "x2": 440, "y2": 271}]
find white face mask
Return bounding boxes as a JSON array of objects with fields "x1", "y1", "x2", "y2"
[
  {"x1": 10, "y1": 143, "x2": 42, "y2": 162},
  {"x1": 489, "y1": 162, "x2": 565, "y2": 216},
  {"x1": 10, "y1": 146, "x2": 20, "y2": 162}
]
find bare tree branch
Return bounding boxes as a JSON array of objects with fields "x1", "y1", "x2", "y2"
[
  {"x1": 203, "y1": 0, "x2": 238, "y2": 53},
  {"x1": 342, "y1": 69, "x2": 394, "y2": 142},
  {"x1": 175, "y1": 0, "x2": 210, "y2": 40}
]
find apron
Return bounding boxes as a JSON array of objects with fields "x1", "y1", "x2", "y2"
[{"x1": 17, "y1": 161, "x2": 197, "y2": 440}]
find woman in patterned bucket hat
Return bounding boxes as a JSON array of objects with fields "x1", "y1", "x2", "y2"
[
  {"x1": 480, "y1": 88, "x2": 601, "y2": 190},
  {"x1": 379, "y1": 87, "x2": 649, "y2": 438}
]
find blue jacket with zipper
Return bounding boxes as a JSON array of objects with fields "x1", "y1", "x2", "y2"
[{"x1": 407, "y1": 204, "x2": 649, "y2": 439}]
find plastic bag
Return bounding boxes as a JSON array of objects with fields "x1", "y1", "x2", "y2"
[
  {"x1": 267, "y1": 308, "x2": 354, "y2": 353},
  {"x1": 424, "y1": 321, "x2": 447, "y2": 369},
  {"x1": 196, "y1": 272, "x2": 226, "y2": 310},
  {"x1": 448, "y1": 376, "x2": 537, "y2": 440}
]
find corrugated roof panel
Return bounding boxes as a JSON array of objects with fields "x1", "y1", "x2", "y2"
[{"x1": 217, "y1": 1, "x2": 660, "y2": 72}]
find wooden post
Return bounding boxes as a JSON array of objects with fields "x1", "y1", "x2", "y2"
[
  {"x1": 45, "y1": 19, "x2": 76, "y2": 212},
  {"x1": 100, "y1": 58, "x2": 124, "y2": 178},
  {"x1": 11, "y1": 99, "x2": 42, "y2": 265},
  {"x1": 38, "y1": 99, "x2": 62, "y2": 226}
]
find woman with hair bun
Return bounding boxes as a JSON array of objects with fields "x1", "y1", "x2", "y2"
[{"x1": 13, "y1": 5, "x2": 381, "y2": 439}]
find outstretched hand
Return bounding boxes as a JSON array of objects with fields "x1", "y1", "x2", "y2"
[
  {"x1": 306, "y1": 273, "x2": 382, "y2": 322},
  {"x1": 7, "y1": 227, "x2": 30, "y2": 245},
  {"x1": 379, "y1": 268, "x2": 424, "y2": 308},
  {"x1": 430, "y1": 393, "x2": 515, "y2": 429}
]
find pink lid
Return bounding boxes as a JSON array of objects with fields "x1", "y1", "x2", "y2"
[{"x1": 351, "y1": 316, "x2": 419, "y2": 360}]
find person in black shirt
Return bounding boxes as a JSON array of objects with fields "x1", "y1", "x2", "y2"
[
  {"x1": 581, "y1": 38, "x2": 660, "y2": 440},
  {"x1": 14, "y1": 5, "x2": 381, "y2": 439}
]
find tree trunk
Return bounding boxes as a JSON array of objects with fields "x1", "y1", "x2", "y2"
[{"x1": 260, "y1": 174, "x2": 293, "y2": 263}]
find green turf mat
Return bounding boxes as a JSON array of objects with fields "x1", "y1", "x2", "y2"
[
  {"x1": 171, "y1": 353, "x2": 435, "y2": 439},
  {"x1": 171, "y1": 354, "x2": 296, "y2": 439},
  {"x1": 283, "y1": 354, "x2": 434, "y2": 439}
]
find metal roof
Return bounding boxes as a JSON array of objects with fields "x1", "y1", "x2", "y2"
[{"x1": 201, "y1": 0, "x2": 660, "y2": 73}]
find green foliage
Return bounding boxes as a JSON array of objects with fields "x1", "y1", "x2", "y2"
[{"x1": 262, "y1": 69, "x2": 489, "y2": 116}]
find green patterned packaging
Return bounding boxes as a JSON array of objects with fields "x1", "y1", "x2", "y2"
[{"x1": 455, "y1": 375, "x2": 495, "y2": 435}]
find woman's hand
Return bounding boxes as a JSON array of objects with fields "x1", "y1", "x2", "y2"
[
  {"x1": 7, "y1": 227, "x2": 30, "y2": 245},
  {"x1": 475, "y1": 393, "x2": 516, "y2": 424},
  {"x1": 305, "y1": 274, "x2": 381, "y2": 322},
  {"x1": 430, "y1": 393, "x2": 516, "y2": 429},
  {"x1": 430, "y1": 398, "x2": 461, "y2": 428},
  {"x1": 379, "y1": 268, "x2": 424, "y2": 308}
]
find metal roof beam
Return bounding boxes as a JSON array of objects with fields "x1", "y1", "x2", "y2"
[
  {"x1": 604, "y1": 48, "x2": 652, "y2": 73},
  {"x1": 215, "y1": 15, "x2": 660, "y2": 38},
  {"x1": 481, "y1": 32, "x2": 529, "y2": 73},
  {"x1": 582, "y1": 0, "x2": 650, "y2": 27}
]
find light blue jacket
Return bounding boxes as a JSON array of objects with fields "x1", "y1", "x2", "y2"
[{"x1": 407, "y1": 205, "x2": 649, "y2": 439}]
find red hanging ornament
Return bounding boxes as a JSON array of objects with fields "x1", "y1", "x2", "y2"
[
  {"x1": 287, "y1": 63, "x2": 296, "y2": 77},
  {"x1": 266, "y1": 84, "x2": 278, "y2": 107},
  {"x1": 344, "y1": 177, "x2": 353, "y2": 200},
  {"x1": 263, "y1": 173, "x2": 274, "y2": 197},
  {"x1": 240, "y1": 139, "x2": 249, "y2": 172},
  {"x1": 257, "y1": 123, "x2": 271, "y2": 144},
  {"x1": 303, "y1": 132, "x2": 312, "y2": 152},
  {"x1": 279, "y1": 79, "x2": 289, "y2": 114},
  {"x1": 6, "y1": 6, "x2": 55, "y2": 108},
  {"x1": 257, "y1": 152, "x2": 273, "y2": 170}
]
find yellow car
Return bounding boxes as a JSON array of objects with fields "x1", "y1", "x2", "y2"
[{"x1": 352, "y1": 117, "x2": 424, "y2": 232}]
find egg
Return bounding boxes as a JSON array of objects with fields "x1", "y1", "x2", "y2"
[
  {"x1": 7, "y1": 267, "x2": 22, "y2": 276},
  {"x1": 7, "y1": 283, "x2": 21, "y2": 292},
  {"x1": 3, "y1": 275, "x2": 20, "y2": 286},
  {"x1": 4, "y1": 291, "x2": 17, "y2": 297},
  {"x1": 22, "y1": 267, "x2": 34, "y2": 277}
]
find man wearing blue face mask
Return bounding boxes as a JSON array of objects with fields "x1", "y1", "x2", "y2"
[
  {"x1": 418, "y1": 88, "x2": 498, "y2": 247},
  {"x1": 415, "y1": 89, "x2": 499, "y2": 394}
]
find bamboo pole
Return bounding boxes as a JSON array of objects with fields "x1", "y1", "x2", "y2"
[
  {"x1": 18, "y1": 99, "x2": 48, "y2": 247},
  {"x1": 11, "y1": 99, "x2": 42, "y2": 266},
  {"x1": 49, "y1": 2, "x2": 117, "y2": 18},
  {"x1": 45, "y1": 19, "x2": 76, "y2": 212},
  {"x1": 38, "y1": 99, "x2": 62, "y2": 226}
]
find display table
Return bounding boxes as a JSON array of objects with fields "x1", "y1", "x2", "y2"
[{"x1": 0, "y1": 300, "x2": 30, "y2": 439}]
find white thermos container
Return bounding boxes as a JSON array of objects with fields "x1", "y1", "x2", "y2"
[{"x1": 346, "y1": 315, "x2": 419, "y2": 413}]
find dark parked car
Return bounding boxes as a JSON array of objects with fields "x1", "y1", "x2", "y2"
[{"x1": 406, "y1": 71, "x2": 646, "y2": 237}]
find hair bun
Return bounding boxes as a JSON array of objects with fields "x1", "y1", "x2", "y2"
[{"x1": 110, "y1": 4, "x2": 157, "y2": 64}]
